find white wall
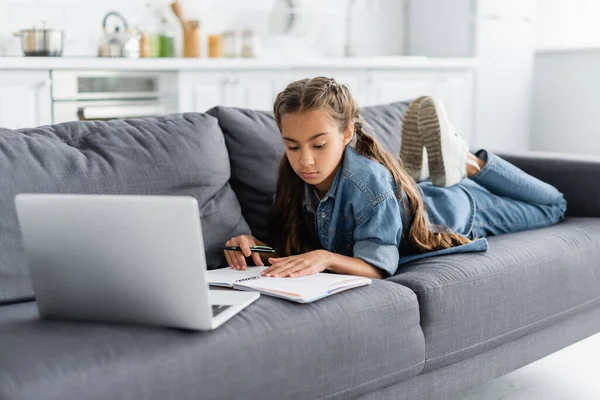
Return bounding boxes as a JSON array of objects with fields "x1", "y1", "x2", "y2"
[
  {"x1": 531, "y1": 50, "x2": 600, "y2": 156},
  {"x1": 0, "y1": 0, "x2": 405, "y2": 58},
  {"x1": 531, "y1": 0, "x2": 600, "y2": 155},
  {"x1": 536, "y1": 0, "x2": 600, "y2": 50}
]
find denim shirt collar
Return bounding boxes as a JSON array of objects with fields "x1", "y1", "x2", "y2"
[{"x1": 302, "y1": 146, "x2": 348, "y2": 211}]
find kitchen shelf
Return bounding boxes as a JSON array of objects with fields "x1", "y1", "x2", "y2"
[{"x1": 0, "y1": 56, "x2": 479, "y2": 71}]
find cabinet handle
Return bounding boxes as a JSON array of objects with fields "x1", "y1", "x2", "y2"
[{"x1": 78, "y1": 105, "x2": 166, "y2": 120}]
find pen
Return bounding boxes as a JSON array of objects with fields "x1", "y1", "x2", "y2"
[{"x1": 221, "y1": 245, "x2": 276, "y2": 253}]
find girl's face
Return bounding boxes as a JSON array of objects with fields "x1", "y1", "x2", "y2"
[{"x1": 280, "y1": 109, "x2": 353, "y2": 197}]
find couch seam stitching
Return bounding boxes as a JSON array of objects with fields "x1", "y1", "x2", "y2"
[{"x1": 61, "y1": 117, "x2": 194, "y2": 145}]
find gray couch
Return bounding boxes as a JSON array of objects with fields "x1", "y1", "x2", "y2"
[{"x1": 1, "y1": 101, "x2": 600, "y2": 400}]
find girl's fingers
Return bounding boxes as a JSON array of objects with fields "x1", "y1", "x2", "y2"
[
  {"x1": 236, "y1": 250, "x2": 247, "y2": 268},
  {"x1": 224, "y1": 250, "x2": 232, "y2": 267},
  {"x1": 225, "y1": 251, "x2": 238, "y2": 270},
  {"x1": 264, "y1": 258, "x2": 281, "y2": 274},
  {"x1": 271, "y1": 260, "x2": 302, "y2": 277},
  {"x1": 263, "y1": 255, "x2": 297, "y2": 275},
  {"x1": 285, "y1": 263, "x2": 310, "y2": 278},
  {"x1": 264, "y1": 259, "x2": 300, "y2": 277},
  {"x1": 240, "y1": 245, "x2": 252, "y2": 258},
  {"x1": 251, "y1": 252, "x2": 264, "y2": 267},
  {"x1": 262, "y1": 263, "x2": 284, "y2": 275}
]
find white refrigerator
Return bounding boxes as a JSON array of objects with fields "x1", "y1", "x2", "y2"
[{"x1": 407, "y1": 0, "x2": 538, "y2": 152}]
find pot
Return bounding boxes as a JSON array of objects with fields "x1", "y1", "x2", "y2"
[{"x1": 14, "y1": 25, "x2": 65, "y2": 57}]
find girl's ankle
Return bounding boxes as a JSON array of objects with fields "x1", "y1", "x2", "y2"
[{"x1": 466, "y1": 153, "x2": 486, "y2": 177}]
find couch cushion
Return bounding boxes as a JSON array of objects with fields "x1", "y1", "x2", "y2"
[
  {"x1": 0, "y1": 113, "x2": 250, "y2": 305},
  {"x1": 0, "y1": 281, "x2": 424, "y2": 400},
  {"x1": 360, "y1": 101, "x2": 410, "y2": 157},
  {"x1": 205, "y1": 107, "x2": 282, "y2": 244},
  {"x1": 207, "y1": 101, "x2": 410, "y2": 243},
  {"x1": 389, "y1": 217, "x2": 600, "y2": 372}
]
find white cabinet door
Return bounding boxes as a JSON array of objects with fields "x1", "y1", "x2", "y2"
[
  {"x1": 177, "y1": 69, "x2": 474, "y2": 145},
  {"x1": 276, "y1": 71, "x2": 367, "y2": 107},
  {"x1": 0, "y1": 71, "x2": 52, "y2": 129},
  {"x1": 366, "y1": 70, "x2": 474, "y2": 144},
  {"x1": 365, "y1": 71, "x2": 439, "y2": 106},
  {"x1": 179, "y1": 71, "x2": 280, "y2": 112},
  {"x1": 178, "y1": 72, "x2": 230, "y2": 113},
  {"x1": 228, "y1": 72, "x2": 279, "y2": 111}
]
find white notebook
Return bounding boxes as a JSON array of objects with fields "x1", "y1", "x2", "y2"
[{"x1": 207, "y1": 267, "x2": 372, "y2": 303}]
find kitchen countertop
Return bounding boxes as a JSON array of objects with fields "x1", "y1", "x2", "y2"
[
  {"x1": 536, "y1": 47, "x2": 600, "y2": 55},
  {"x1": 0, "y1": 56, "x2": 478, "y2": 70}
]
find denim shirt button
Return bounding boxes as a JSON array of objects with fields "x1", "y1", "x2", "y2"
[{"x1": 320, "y1": 212, "x2": 327, "y2": 218}]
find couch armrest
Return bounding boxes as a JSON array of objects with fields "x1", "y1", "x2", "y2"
[{"x1": 496, "y1": 151, "x2": 600, "y2": 218}]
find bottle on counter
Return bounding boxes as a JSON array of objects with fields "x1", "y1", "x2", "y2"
[
  {"x1": 139, "y1": 32, "x2": 151, "y2": 57},
  {"x1": 158, "y1": 17, "x2": 176, "y2": 57},
  {"x1": 148, "y1": 33, "x2": 160, "y2": 57}
]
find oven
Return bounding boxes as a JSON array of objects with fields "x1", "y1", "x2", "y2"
[{"x1": 51, "y1": 70, "x2": 178, "y2": 124}]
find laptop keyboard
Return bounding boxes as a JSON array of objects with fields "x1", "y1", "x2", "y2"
[{"x1": 212, "y1": 304, "x2": 231, "y2": 317}]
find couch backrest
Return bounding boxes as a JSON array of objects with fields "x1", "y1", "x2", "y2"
[
  {"x1": 207, "y1": 100, "x2": 411, "y2": 244},
  {"x1": 0, "y1": 113, "x2": 250, "y2": 305}
]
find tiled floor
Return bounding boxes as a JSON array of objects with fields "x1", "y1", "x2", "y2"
[{"x1": 457, "y1": 333, "x2": 600, "y2": 399}]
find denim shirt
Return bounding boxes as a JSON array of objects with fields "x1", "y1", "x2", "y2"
[{"x1": 302, "y1": 146, "x2": 488, "y2": 277}]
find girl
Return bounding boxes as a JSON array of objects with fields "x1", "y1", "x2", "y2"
[{"x1": 223, "y1": 77, "x2": 566, "y2": 279}]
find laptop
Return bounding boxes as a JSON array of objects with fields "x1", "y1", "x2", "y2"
[{"x1": 14, "y1": 193, "x2": 259, "y2": 331}]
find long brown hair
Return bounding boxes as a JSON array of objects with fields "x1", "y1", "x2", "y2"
[{"x1": 269, "y1": 77, "x2": 471, "y2": 257}]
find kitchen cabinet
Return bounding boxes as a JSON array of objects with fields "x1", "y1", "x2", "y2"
[
  {"x1": 0, "y1": 71, "x2": 52, "y2": 130},
  {"x1": 228, "y1": 73, "x2": 279, "y2": 111},
  {"x1": 179, "y1": 72, "x2": 230, "y2": 113},
  {"x1": 365, "y1": 71, "x2": 438, "y2": 105},
  {"x1": 179, "y1": 71, "x2": 279, "y2": 112},
  {"x1": 364, "y1": 70, "x2": 473, "y2": 143},
  {"x1": 275, "y1": 71, "x2": 366, "y2": 106},
  {"x1": 179, "y1": 67, "x2": 474, "y2": 143},
  {"x1": 0, "y1": 58, "x2": 476, "y2": 133}
]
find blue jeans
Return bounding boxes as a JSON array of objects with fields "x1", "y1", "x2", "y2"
[{"x1": 466, "y1": 150, "x2": 567, "y2": 238}]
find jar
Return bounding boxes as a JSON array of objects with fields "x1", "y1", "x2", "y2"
[
  {"x1": 222, "y1": 30, "x2": 242, "y2": 58},
  {"x1": 158, "y1": 17, "x2": 176, "y2": 58},
  {"x1": 242, "y1": 30, "x2": 261, "y2": 58},
  {"x1": 208, "y1": 34, "x2": 223, "y2": 58}
]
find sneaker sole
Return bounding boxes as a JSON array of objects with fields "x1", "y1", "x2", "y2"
[
  {"x1": 400, "y1": 96, "x2": 426, "y2": 180},
  {"x1": 419, "y1": 98, "x2": 448, "y2": 187}
]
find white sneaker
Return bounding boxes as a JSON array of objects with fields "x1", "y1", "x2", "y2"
[
  {"x1": 400, "y1": 96, "x2": 429, "y2": 181},
  {"x1": 418, "y1": 97, "x2": 469, "y2": 187}
]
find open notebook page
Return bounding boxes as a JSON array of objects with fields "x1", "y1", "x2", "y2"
[
  {"x1": 207, "y1": 267, "x2": 268, "y2": 287},
  {"x1": 237, "y1": 273, "x2": 371, "y2": 299}
]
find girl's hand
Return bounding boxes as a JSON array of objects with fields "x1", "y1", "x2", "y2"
[
  {"x1": 262, "y1": 250, "x2": 334, "y2": 278},
  {"x1": 223, "y1": 235, "x2": 266, "y2": 270}
]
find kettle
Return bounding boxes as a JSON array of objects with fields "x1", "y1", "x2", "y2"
[{"x1": 98, "y1": 12, "x2": 140, "y2": 58}]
